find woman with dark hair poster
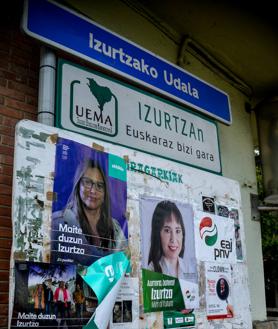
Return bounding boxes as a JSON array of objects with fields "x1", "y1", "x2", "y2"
[
  {"x1": 140, "y1": 197, "x2": 199, "y2": 313},
  {"x1": 147, "y1": 200, "x2": 187, "y2": 279},
  {"x1": 51, "y1": 138, "x2": 128, "y2": 266}
]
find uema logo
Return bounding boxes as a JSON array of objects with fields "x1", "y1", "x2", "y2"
[
  {"x1": 199, "y1": 216, "x2": 218, "y2": 246},
  {"x1": 70, "y1": 75, "x2": 118, "y2": 137}
]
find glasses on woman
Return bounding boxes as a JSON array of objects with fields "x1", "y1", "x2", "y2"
[{"x1": 80, "y1": 177, "x2": 105, "y2": 192}]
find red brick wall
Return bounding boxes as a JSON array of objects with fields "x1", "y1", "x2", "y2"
[{"x1": 0, "y1": 3, "x2": 40, "y2": 327}]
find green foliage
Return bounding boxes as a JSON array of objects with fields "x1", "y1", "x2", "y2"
[
  {"x1": 260, "y1": 212, "x2": 278, "y2": 264},
  {"x1": 255, "y1": 154, "x2": 278, "y2": 295}
]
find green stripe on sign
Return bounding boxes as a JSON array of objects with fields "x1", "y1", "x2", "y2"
[{"x1": 108, "y1": 154, "x2": 127, "y2": 181}]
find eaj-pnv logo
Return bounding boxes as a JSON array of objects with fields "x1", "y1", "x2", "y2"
[
  {"x1": 199, "y1": 217, "x2": 218, "y2": 246},
  {"x1": 199, "y1": 216, "x2": 233, "y2": 260},
  {"x1": 70, "y1": 76, "x2": 118, "y2": 137}
]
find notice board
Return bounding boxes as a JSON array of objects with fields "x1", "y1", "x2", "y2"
[{"x1": 9, "y1": 120, "x2": 251, "y2": 329}]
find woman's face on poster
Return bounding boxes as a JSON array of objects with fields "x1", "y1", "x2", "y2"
[
  {"x1": 160, "y1": 212, "x2": 183, "y2": 261},
  {"x1": 79, "y1": 167, "x2": 105, "y2": 211}
]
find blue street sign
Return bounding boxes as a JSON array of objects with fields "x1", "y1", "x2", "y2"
[{"x1": 23, "y1": 0, "x2": 232, "y2": 124}]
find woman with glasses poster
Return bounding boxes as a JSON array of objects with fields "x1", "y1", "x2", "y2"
[{"x1": 51, "y1": 138, "x2": 128, "y2": 266}]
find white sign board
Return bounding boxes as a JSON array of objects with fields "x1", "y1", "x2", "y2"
[{"x1": 57, "y1": 59, "x2": 221, "y2": 173}]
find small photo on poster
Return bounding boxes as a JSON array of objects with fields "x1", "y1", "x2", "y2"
[
  {"x1": 112, "y1": 301, "x2": 123, "y2": 323},
  {"x1": 112, "y1": 300, "x2": 133, "y2": 324},
  {"x1": 51, "y1": 137, "x2": 128, "y2": 266},
  {"x1": 205, "y1": 262, "x2": 234, "y2": 320},
  {"x1": 140, "y1": 197, "x2": 199, "y2": 312},
  {"x1": 123, "y1": 300, "x2": 133, "y2": 322},
  {"x1": 110, "y1": 277, "x2": 139, "y2": 329}
]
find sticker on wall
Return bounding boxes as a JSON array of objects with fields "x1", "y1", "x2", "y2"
[
  {"x1": 229, "y1": 209, "x2": 243, "y2": 261},
  {"x1": 195, "y1": 211, "x2": 236, "y2": 263},
  {"x1": 51, "y1": 137, "x2": 128, "y2": 266},
  {"x1": 217, "y1": 205, "x2": 229, "y2": 218},
  {"x1": 202, "y1": 196, "x2": 215, "y2": 213},
  {"x1": 140, "y1": 197, "x2": 199, "y2": 313},
  {"x1": 205, "y1": 262, "x2": 234, "y2": 320}
]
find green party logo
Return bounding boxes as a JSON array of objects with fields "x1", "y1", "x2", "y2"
[
  {"x1": 104, "y1": 265, "x2": 115, "y2": 283},
  {"x1": 199, "y1": 216, "x2": 218, "y2": 246},
  {"x1": 108, "y1": 154, "x2": 127, "y2": 182}
]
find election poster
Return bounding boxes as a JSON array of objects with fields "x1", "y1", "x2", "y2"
[
  {"x1": 10, "y1": 261, "x2": 80, "y2": 328},
  {"x1": 51, "y1": 137, "x2": 128, "y2": 266},
  {"x1": 10, "y1": 254, "x2": 130, "y2": 329},
  {"x1": 194, "y1": 211, "x2": 236, "y2": 263},
  {"x1": 140, "y1": 196, "x2": 199, "y2": 313},
  {"x1": 205, "y1": 262, "x2": 233, "y2": 320}
]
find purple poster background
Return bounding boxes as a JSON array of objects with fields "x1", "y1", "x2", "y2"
[
  {"x1": 51, "y1": 138, "x2": 128, "y2": 266},
  {"x1": 52, "y1": 138, "x2": 127, "y2": 234}
]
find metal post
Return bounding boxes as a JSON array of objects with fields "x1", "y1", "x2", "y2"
[{"x1": 37, "y1": 46, "x2": 56, "y2": 126}]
